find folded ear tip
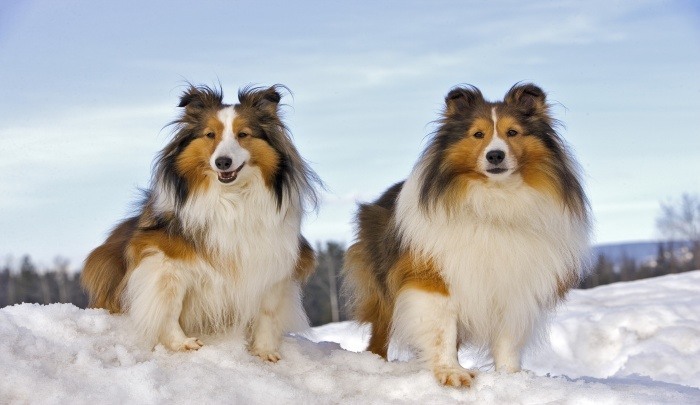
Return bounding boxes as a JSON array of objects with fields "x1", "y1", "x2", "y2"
[
  {"x1": 177, "y1": 86, "x2": 195, "y2": 107},
  {"x1": 265, "y1": 88, "x2": 282, "y2": 104},
  {"x1": 522, "y1": 83, "x2": 545, "y2": 98},
  {"x1": 177, "y1": 85, "x2": 223, "y2": 109},
  {"x1": 445, "y1": 85, "x2": 481, "y2": 104},
  {"x1": 177, "y1": 97, "x2": 190, "y2": 108},
  {"x1": 446, "y1": 88, "x2": 465, "y2": 101},
  {"x1": 506, "y1": 82, "x2": 547, "y2": 106}
]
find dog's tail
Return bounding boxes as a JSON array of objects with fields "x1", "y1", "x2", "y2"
[
  {"x1": 343, "y1": 240, "x2": 395, "y2": 359},
  {"x1": 81, "y1": 217, "x2": 137, "y2": 313},
  {"x1": 343, "y1": 182, "x2": 405, "y2": 359}
]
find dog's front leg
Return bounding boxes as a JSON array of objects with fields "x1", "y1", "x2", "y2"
[
  {"x1": 491, "y1": 331, "x2": 525, "y2": 373},
  {"x1": 393, "y1": 287, "x2": 477, "y2": 387},
  {"x1": 125, "y1": 252, "x2": 202, "y2": 351},
  {"x1": 249, "y1": 278, "x2": 295, "y2": 362}
]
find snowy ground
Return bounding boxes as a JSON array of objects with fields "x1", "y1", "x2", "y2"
[{"x1": 2, "y1": 272, "x2": 700, "y2": 404}]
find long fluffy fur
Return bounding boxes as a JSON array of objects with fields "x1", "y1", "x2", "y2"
[
  {"x1": 344, "y1": 83, "x2": 591, "y2": 387},
  {"x1": 82, "y1": 84, "x2": 320, "y2": 359}
]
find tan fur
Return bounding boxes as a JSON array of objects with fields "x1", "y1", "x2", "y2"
[
  {"x1": 344, "y1": 244, "x2": 393, "y2": 358},
  {"x1": 245, "y1": 137, "x2": 281, "y2": 188},
  {"x1": 81, "y1": 218, "x2": 135, "y2": 313},
  {"x1": 294, "y1": 239, "x2": 317, "y2": 281},
  {"x1": 345, "y1": 244, "x2": 449, "y2": 358},
  {"x1": 441, "y1": 112, "x2": 565, "y2": 207},
  {"x1": 176, "y1": 137, "x2": 214, "y2": 193},
  {"x1": 128, "y1": 228, "x2": 199, "y2": 264}
]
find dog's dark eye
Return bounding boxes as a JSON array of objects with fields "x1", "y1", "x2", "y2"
[
  {"x1": 507, "y1": 129, "x2": 518, "y2": 137},
  {"x1": 205, "y1": 132, "x2": 215, "y2": 139},
  {"x1": 474, "y1": 131, "x2": 484, "y2": 139},
  {"x1": 238, "y1": 132, "x2": 249, "y2": 139}
]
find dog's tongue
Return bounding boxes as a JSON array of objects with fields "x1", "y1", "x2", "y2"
[
  {"x1": 217, "y1": 162, "x2": 245, "y2": 184},
  {"x1": 218, "y1": 171, "x2": 236, "y2": 183}
]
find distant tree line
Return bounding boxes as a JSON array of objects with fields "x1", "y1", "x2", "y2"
[
  {"x1": 583, "y1": 193, "x2": 700, "y2": 289},
  {"x1": 3, "y1": 194, "x2": 698, "y2": 323},
  {"x1": 581, "y1": 241, "x2": 698, "y2": 289},
  {"x1": 1, "y1": 256, "x2": 88, "y2": 308}
]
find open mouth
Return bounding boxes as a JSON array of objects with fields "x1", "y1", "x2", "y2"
[
  {"x1": 217, "y1": 162, "x2": 246, "y2": 184},
  {"x1": 486, "y1": 167, "x2": 508, "y2": 175}
]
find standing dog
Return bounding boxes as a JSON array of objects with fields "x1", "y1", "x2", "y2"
[
  {"x1": 344, "y1": 83, "x2": 590, "y2": 386},
  {"x1": 82, "y1": 84, "x2": 320, "y2": 361}
]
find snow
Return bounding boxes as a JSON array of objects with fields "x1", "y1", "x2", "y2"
[{"x1": 2, "y1": 272, "x2": 700, "y2": 404}]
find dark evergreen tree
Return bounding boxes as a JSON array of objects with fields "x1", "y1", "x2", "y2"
[
  {"x1": 619, "y1": 253, "x2": 637, "y2": 282},
  {"x1": 301, "y1": 241, "x2": 348, "y2": 326}
]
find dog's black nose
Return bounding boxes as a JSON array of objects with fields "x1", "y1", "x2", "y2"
[
  {"x1": 486, "y1": 150, "x2": 506, "y2": 165},
  {"x1": 215, "y1": 157, "x2": 233, "y2": 170}
]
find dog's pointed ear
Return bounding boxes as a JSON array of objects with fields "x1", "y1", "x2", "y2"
[
  {"x1": 262, "y1": 86, "x2": 282, "y2": 104},
  {"x1": 444, "y1": 86, "x2": 483, "y2": 116},
  {"x1": 177, "y1": 85, "x2": 223, "y2": 110},
  {"x1": 178, "y1": 87, "x2": 197, "y2": 108},
  {"x1": 238, "y1": 85, "x2": 286, "y2": 115},
  {"x1": 256, "y1": 85, "x2": 283, "y2": 114},
  {"x1": 504, "y1": 83, "x2": 547, "y2": 115},
  {"x1": 178, "y1": 86, "x2": 204, "y2": 109}
]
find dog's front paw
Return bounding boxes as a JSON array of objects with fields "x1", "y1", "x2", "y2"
[
  {"x1": 250, "y1": 347, "x2": 282, "y2": 363},
  {"x1": 433, "y1": 365, "x2": 477, "y2": 388},
  {"x1": 166, "y1": 336, "x2": 203, "y2": 352},
  {"x1": 249, "y1": 330, "x2": 282, "y2": 362}
]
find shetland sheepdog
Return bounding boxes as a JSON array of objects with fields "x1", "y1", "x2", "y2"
[
  {"x1": 81, "y1": 84, "x2": 320, "y2": 361},
  {"x1": 344, "y1": 83, "x2": 591, "y2": 387}
]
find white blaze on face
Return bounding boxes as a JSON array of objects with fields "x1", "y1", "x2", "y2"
[
  {"x1": 480, "y1": 107, "x2": 514, "y2": 178},
  {"x1": 211, "y1": 106, "x2": 249, "y2": 172}
]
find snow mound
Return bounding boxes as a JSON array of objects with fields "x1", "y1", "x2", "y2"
[{"x1": 3, "y1": 272, "x2": 700, "y2": 404}]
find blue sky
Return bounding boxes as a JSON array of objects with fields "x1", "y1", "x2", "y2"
[{"x1": 1, "y1": 1, "x2": 699, "y2": 268}]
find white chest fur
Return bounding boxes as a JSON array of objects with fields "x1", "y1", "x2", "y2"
[
  {"x1": 163, "y1": 168, "x2": 302, "y2": 334},
  {"x1": 396, "y1": 169, "x2": 589, "y2": 344}
]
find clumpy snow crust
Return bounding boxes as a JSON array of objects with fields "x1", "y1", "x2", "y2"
[{"x1": 2, "y1": 271, "x2": 700, "y2": 404}]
